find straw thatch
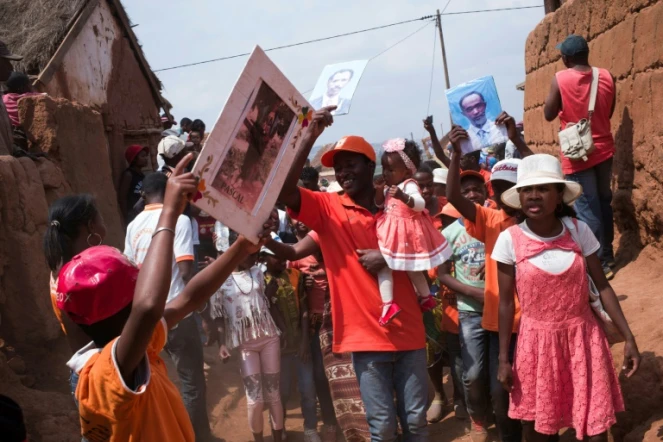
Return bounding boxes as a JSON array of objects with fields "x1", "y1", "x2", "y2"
[{"x1": 0, "y1": 0, "x2": 88, "y2": 75}]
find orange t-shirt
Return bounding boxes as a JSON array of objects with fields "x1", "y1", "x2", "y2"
[
  {"x1": 465, "y1": 204, "x2": 520, "y2": 333},
  {"x1": 74, "y1": 319, "x2": 194, "y2": 441},
  {"x1": 479, "y1": 169, "x2": 493, "y2": 197},
  {"x1": 290, "y1": 189, "x2": 425, "y2": 353}
]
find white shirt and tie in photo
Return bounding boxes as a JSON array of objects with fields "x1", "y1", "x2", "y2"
[{"x1": 467, "y1": 119, "x2": 507, "y2": 153}]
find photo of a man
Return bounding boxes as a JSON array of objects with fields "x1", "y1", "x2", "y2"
[
  {"x1": 309, "y1": 60, "x2": 368, "y2": 116},
  {"x1": 446, "y1": 75, "x2": 508, "y2": 154}
]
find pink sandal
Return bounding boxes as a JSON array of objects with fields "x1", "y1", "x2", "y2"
[
  {"x1": 419, "y1": 295, "x2": 437, "y2": 312},
  {"x1": 379, "y1": 301, "x2": 402, "y2": 326}
]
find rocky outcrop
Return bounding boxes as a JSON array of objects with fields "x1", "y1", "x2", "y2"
[{"x1": 524, "y1": 0, "x2": 663, "y2": 256}]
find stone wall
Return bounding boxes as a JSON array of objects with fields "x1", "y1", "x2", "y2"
[{"x1": 523, "y1": 0, "x2": 663, "y2": 255}]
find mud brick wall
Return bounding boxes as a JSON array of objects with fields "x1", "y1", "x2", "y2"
[{"x1": 523, "y1": 0, "x2": 663, "y2": 253}]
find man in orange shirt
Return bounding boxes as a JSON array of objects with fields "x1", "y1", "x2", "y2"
[
  {"x1": 279, "y1": 107, "x2": 429, "y2": 441},
  {"x1": 447, "y1": 124, "x2": 529, "y2": 442}
]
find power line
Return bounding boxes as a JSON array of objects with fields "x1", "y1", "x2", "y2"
[
  {"x1": 441, "y1": 0, "x2": 453, "y2": 14},
  {"x1": 154, "y1": 16, "x2": 434, "y2": 72},
  {"x1": 153, "y1": 5, "x2": 543, "y2": 73}
]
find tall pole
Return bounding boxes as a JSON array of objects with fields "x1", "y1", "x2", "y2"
[{"x1": 436, "y1": 9, "x2": 453, "y2": 129}]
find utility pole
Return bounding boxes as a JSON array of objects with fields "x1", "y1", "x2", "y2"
[{"x1": 436, "y1": 9, "x2": 453, "y2": 129}]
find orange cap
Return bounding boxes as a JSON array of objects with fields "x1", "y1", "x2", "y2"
[
  {"x1": 441, "y1": 203, "x2": 461, "y2": 219},
  {"x1": 321, "y1": 136, "x2": 376, "y2": 168},
  {"x1": 460, "y1": 170, "x2": 485, "y2": 182}
]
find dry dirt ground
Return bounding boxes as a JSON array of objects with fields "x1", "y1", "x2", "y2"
[{"x1": 7, "y1": 245, "x2": 663, "y2": 441}]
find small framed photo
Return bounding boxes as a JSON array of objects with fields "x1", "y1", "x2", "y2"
[
  {"x1": 445, "y1": 75, "x2": 508, "y2": 155},
  {"x1": 191, "y1": 46, "x2": 313, "y2": 244},
  {"x1": 421, "y1": 137, "x2": 434, "y2": 159},
  {"x1": 309, "y1": 60, "x2": 368, "y2": 116}
]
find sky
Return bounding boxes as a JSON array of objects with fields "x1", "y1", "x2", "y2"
[{"x1": 123, "y1": 0, "x2": 545, "y2": 147}]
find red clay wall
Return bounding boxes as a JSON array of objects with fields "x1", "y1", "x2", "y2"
[{"x1": 524, "y1": 0, "x2": 663, "y2": 257}]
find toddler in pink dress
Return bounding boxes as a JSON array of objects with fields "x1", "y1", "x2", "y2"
[{"x1": 375, "y1": 138, "x2": 452, "y2": 326}]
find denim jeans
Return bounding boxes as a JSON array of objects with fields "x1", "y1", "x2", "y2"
[
  {"x1": 565, "y1": 157, "x2": 615, "y2": 263},
  {"x1": 281, "y1": 327, "x2": 336, "y2": 430},
  {"x1": 446, "y1": 332, "x2": 465, "y2": 407},
  {"x1": 352, "y1": 349, "x2": 429, "y2": 441},
  {"x1": 488, "y1": 332, "x2": 521, "y2": 442},
  {"x1": 458, "y1": 311, "x2": 489, "y2": 424},
  {"x1": 165, "y1": 314, "x2": 211, "y2": 441}
]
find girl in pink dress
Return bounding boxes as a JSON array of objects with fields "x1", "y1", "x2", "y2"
[
  {"x1": 375, "y1": 138, "x2": 452, "y2": 326},
  {"x1": 492, "y1": 154, "x2": 640, "y2": 441}
]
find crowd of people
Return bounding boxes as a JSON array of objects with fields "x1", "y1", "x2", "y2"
[{"x1": 0, "y1": 34, "x2": 644, "y2": 442}]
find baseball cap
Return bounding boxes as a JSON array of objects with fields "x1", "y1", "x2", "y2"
[
  {"x1": 125, "y1": 144, "x2": 148, "y2": 164},
  {"x1": 460, "y1": 170, "x2": 485, "y2": 183},
  {"x1": 0, "y1": 41, "x2": 23, "y2": 61},
  {"x1": 57, "y1": 246, "x2": 139, "y2": 326},
  {"x1": 433, "y1": 168, "x2": 448, "y2": 185},
  {"x1": 321, "y1": 136, "x2": 376, "y2": 168},
  {"x1": 556, "y1": 34, "x2": 589, "y2": 57},
  {"x1": 489, "y1": 159, "x2": 521, "y2": 184},
  {"x1": 441, "y1": 203, "x2": 461, "y2": 219},
  {"x1": 158, "y1": 135, "x2": 186, "y2": 159}
]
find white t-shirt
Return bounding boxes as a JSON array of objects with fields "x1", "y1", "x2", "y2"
[
  {"x1": 492, "y1": 219, "x2": 599, "y2": 275},
  {"x1": 191, "y1": 218, "x2": 200, "y2": 246},
  {"x1": 214, "y1": 221, "x2": 230, "y2": 252},
  {"x1": 124, "y1": 204, "x2": 195, "y2": 303}
]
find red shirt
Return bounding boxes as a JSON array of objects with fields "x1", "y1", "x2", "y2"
[
  {"x1": 2, "y1": 92, "x2": 40, "y2": 127},
  {"x1": 479, "y1": 169, "x2": 493, "y2": 196},
  {"x1": 556, "y1": 68, "x2": 615, "y2": 174},
  {"x1": 290, "y1": 188, "x2": 425, "y2": 353},
  {"x1": 290, "y1": 232, "x2": 327, "y2": 315}
]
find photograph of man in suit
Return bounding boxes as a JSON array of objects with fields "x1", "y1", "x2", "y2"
[
  {"x1": 310, "y1": 68, "x2": 354, "y2": 115},
  {"x1": 460, "y1": 91, "x2": 504, "y2": 152}
]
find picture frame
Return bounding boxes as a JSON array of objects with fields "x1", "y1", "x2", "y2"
[
  {"x1": 191, "y1": 46, "x2": 313, "y2": 244},
  {"x1": 445, "y1": 75, "x2": 508, "y2": 155},
  {"x1": 309, "y1": 60, "x2": 368, "y2": 116},
  {"x1": 421, "y1": 137, "x2": 434, "y2": 159}
]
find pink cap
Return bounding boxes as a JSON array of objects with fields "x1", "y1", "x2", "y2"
[{"x1": 57, "y1": 246, "x2": 139, "y2": 325}]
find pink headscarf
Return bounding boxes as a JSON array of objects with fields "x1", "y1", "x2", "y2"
[{"x1": 383, "y1": 138, "x2": 417, "y2": 175}]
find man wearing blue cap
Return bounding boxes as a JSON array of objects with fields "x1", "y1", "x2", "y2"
[{"x1": 544, "y1": 34, "x2": 617, "y2": 280}]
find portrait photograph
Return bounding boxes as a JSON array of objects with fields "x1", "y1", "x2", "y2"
[
  {"x1": 191, "y1": 46, "x2": 312, "y2": 244},
  {"x1": 309, "y1": 59, "x2": 368, "y2": 116},
  {"x1": 445, "y1": 75, "x2": 508, "y2": 154}
]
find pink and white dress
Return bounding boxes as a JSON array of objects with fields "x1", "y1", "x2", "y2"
[
  {"x1": 495, "y1": 223, "x2": 623, "y2": 438},
  {"x1": 376, "y1": 179, "x2": 450, "y2": 272}
]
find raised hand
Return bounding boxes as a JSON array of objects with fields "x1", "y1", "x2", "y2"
[
  {"x1": 448, "y1": 125, "x2": 469, "y2": 156},
  {"x1": 307, "y1": 106, "x2": 336, "y2": 140},
  {"x1": 495, "y1": 111, "x2": 518, "y2": 141},
  {"x1": 163, "y1": 153, "x2": 197, "y2": 215}
]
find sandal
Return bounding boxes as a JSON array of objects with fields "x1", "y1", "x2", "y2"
[{"x1": 379, "y1": 301, "x2": 402, "y2": 326}]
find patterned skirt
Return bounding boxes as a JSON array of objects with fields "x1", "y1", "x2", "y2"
[{"x1": 319, "y1": 300, "x2": 371, "y2": 442}]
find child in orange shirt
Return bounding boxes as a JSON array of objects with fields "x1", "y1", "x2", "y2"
[{"x1": 57, "y1": 154, "x2": 269, "y2": 441}]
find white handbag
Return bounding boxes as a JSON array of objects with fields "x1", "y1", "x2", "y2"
[
  {"x1": 561, "y1": 217, "x2": 624, "y2": 345},
  {"x1": 558, "y1": 67, "x2": 599, "y2": 162}
]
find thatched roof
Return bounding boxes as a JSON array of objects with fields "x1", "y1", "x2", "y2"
[
  {"x1": 0, "y1": 0, "x2": 167, "y2": 113},
  {"x1": 0, "y1": 0, "x2": 88, "y2": 75}
]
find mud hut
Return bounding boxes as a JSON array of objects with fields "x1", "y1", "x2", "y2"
[{"x1": 0, "y1": 0, "x2": 171, "y2": 186}]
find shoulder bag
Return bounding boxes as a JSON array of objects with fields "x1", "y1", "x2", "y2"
[{"x1": 558, "y1": 67, "x2": 599, "y2": 162}]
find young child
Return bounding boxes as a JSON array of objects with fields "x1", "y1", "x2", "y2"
[
  {"x1": 57, "y1": 154, "x2": 267, "y2": 441},
  {"x1": 211, "y1": 232, "x2": 286, "y2": 442},
  {"x1": 374, "y1": 138, "x2": 452, "y2": 325},
  {"x1": 493, "y1": 154, "x2": 640, "y2": 441}
]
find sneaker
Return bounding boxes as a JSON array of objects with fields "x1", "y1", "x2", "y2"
[
  {"x1": 454, "y1": 403, "x2": 469, "y2": 420},
  {"x1": 303, "y1": 428, "x2": 321, "y2": 442},
  {"x1": 379, "y1": 302, "x2": 402, "y2": 326},
  {"x1": 321, "y1": 425, "x2": 337, "y2": 442},
  {"x1": 419, "y1": 294, "x2": 437, "y2": 312},
  {"x1": 603, "y1": 264, "x2": 615, "y2": 280},
  {"x1": 469, "y1": 421, "x2": 488, "y2": 442}
]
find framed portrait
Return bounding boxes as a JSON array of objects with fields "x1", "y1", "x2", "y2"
[
  {"x1": 421, "y1": 137, "x2": 434, "y2": 159},
  {"x1": 445, "y1": 76, "x2": 508, "y2": 155},
  {"x1": 191, "y1": 46, "x2": 313, "y2": 244},
  {"x1": 309, "y1": 60, "x2": 368, "y2": 116}
]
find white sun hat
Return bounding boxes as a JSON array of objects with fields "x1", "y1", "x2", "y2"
[
  {"x1": 433, "y1": 168, "x2": 448, "y2": 185},
  {"x1": 489, "y1": 158, "x2": 521, "y2": 184},
  {"x1": 501, "y1": 154, "x2": 583, "y2": 209}
]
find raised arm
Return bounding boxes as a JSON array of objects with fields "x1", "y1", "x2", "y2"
[
  {"x1": 495, "y1": 111, "x2": 533, "y2": 158},
  {"x1": 586, "y1": 253, "x2": 640, "y2": 377},
  {"x1": 543, "y1": 75, "x2": 562, "y2": 122},
  {"x1": 496, "y1": 261, "x2": 516, "y2": 392},
  {"x1": 265, "y1": 234, "x2": 320, "y2": 261},
  {"x1": 115, "y1": 154, "x2": 197, "y2": 382},
  {"x1": 423, "y1": 118, "x2": 451, "y2": 168},
  {"x1": 446, "y1": 126, "x2": 477, "y2": 223},
  {"x1": 279, "y1": 107, "x2": 336, "y2": 212}
]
